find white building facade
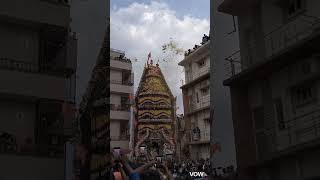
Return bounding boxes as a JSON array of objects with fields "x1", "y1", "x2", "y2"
[
  {"x1": 110, "y1": 49, "x2": 134, "y2": 149},
  {"x1": 179, "y1": 36, "x2": 210, "y2": 160}
]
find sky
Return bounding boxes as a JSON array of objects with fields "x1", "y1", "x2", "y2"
[{"x1": 110, "y1": 0, "x2": 210, "y2": 114}]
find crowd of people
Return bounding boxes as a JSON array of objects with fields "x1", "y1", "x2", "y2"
[
  {"x1": 171, "y1": 159, "x2": 211, "y2": 180},
  {"x1": 107, "y1": 149, "x2": 212, "y2": 180}
]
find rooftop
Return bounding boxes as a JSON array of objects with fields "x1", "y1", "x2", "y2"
[{"x1": 179, "y1": 37, "x2": 210, "y2": 66}]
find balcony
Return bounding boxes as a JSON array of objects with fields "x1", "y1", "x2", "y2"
[
  {"x1": 224, "y1": 14, "x2": 320, "y2": 79},
  {"x1": 110, "y1": 79, "x2": 133, "y2": 86},
  {"x1": 110, "y1": 82, "x2": 133, "y2": 94},
  {"x1": 110, "y1": 58, "x2": 132, "y2": 71},
  {"x1": 0, "y1": 0, "x2": 70, "y2": 27},
  {"x1": 0, "y1": 57, "x2": 75, "y2": 76},
  {"x1": 110, "y1": 132, "x2": 130, "y2": 149},
  {"x1": 189, "y1": 129, "x2": 210, "y2": 144},
  {"x1": 0, "y1": 63, "x2": 73, "y2": 101},
  {"x1": 185, "y1": 67, "x2": 210, "y2": 84},
  {"x1": 110, "y1": 104, "x2": 130, "y2": 120},
  {"x1": 264, "y1": 15, "x2": 320, "y2": 58},
  {"x1": 188, "y1": 95, "x2": 210, "y2": 114},
  {"x1": 255, "y1": 108, "x2": 320, "y2": 161},
  {"x1": 277, "y1": 109, "x2": 320, "y2": 150}
]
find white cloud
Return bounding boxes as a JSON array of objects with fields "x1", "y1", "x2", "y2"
[{"x1": 111, "y1": 1, "x2": 209, "y2": 114}]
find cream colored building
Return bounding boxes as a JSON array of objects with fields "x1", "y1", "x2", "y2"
[
  {"x1": 179, "y1": 35, "x2": 210, "y2": 160},
  {"x1": 110, "y1": 49, "x2": 134, "y2": 149}
]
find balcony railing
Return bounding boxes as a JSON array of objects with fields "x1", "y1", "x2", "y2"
[
  {"x1": 264, "y1": 14, "x2": 320, "y2": 57},
  {"x1": 110, "y1": 104, "x2": 130, "y2": 112},
  {"x1": 225, "y1": 14, "x2": 320, "y2": 78},
  {"x1": 255, "y1": 108, "x2": 320, "y2": 160},
  {"x1": 111, "y1": 56, "x2": 132, "y2": 63},
  {"x1": 111, "y1": 48, "x2": 125, "y2": 54},
  {"x1": 0, "y1": 58, "x2": 38, "y2": 73},
  {"x1": 110, "y1": 135, "x2": 130, "y2": 141},
  {"x1": 0, "y1": 58, "x2": 73, "y2": 76},
  {"x1": 224, "y1": 50, "x2": 244, "y2": 77},
  {"x1": 190, "y1": 129, "x2": 210, "y2": 143},
  {"x1": 193, "y1": 67, "x2": 210, "y2": 80},
  {"x1": 185, "y1": 67, "x2": 210, "y2": 84},
  {"x1": 110, "y1": 79, "x2": 133, "y2": 86},
  {"x1": 189, "y1": 95, "x2": 210, "y2": 113}
]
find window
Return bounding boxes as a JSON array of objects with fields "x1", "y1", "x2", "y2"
[
  {"x1": 253, "y1": 107, "x2": 264, "y2": 130},
  {"x1": 274, "y1": 98, "x2": 285, "y2": 130},
  {"x1": 291, "y1": 82, "x2": 316, "y2": 107},
  {"x1": 196, "y1": 92, "x2": 199, "y2": 103}
]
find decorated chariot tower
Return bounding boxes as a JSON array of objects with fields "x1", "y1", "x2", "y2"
[{"x1": 134, "y1": 57, "x2": 176, "y2": 159}]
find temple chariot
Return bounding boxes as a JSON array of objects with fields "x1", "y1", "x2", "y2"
[{"x1": 134, "y1": 57, "x2": 176, "y2": 160}]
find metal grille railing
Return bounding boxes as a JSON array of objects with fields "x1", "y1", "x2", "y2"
[
  {"x1": 0, "y1": 58, "x2": 38, "y2": 73},
  {"x1": 110, "y1": 79, "x2": 133, "y2": 86},
  {"x1": 190, "y1": 129, "x2": 210, "y2": 142},
  {"x1": 0, "y1": 58, "x2": 73, "y2": 75},
  {"x1": 111, "y1": 56, "x2": 132, "y2": 63},
  {"x1": 225, "y1": 14, "x2": 320, "y2": 78},
  {"x1": 185, "y1": 67, "x2": 210, "y2": 84},
  {"x1": 110, "y1": 104, "x2": 130, "y2": 112},
  {"x1": 255, "y1": 108, "x2": 320, "y2": 160},
  {"x1": 189, "y1": 95, "x2": 210, "y2": 112}
]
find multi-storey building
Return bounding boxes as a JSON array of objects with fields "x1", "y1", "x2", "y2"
[
  {"x1": 179, "y1": 35, "x2": 210, "y2": 160},
  {"x1": 220, "y1": 0, "x2": 320, "y2": 179},
  {"x1": 110, "y1": 48, "x2": 134, "y2": 149},
  {"x1": 0, "y1": 0, "x2": 77, "y2": 179}
]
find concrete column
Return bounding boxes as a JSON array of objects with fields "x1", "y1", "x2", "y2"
[{"x1": 210, "y1": 0, "x2": 238, "y2": 170}]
